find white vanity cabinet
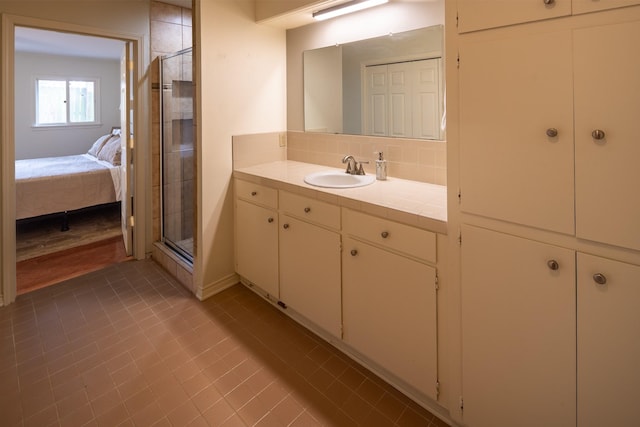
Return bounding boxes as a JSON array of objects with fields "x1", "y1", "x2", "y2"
[
  {"x1": 461, "y1": 225, "x2": 576, "y2": 427},
  {"x1": 459, "y1": 16, "x2": 640, "y2": 250},
  {"x1": 457, "y1": 0, "x2": 640, "y2": 33},
  {"x1": 234, "y1": 180, "x2": 279, "y2": 298},
  {"x1": 278, "y1": 191, "x2": 342, "y2": 338},
  {"x1": 577, "y1": 253, "x2": 640, "y2": 427},
  {"x1": 342, "y1": 209, "x2": 439, "y2": 401}
]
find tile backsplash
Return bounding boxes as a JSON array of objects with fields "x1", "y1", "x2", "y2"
[
  {"x1": 286, "y1": 131, "x2": 447, "y2": 185},
  {"x1": 232, "y1": 131, "x2": 447, "y2": 186}
]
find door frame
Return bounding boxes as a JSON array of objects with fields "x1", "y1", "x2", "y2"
[{"x1": 1, "y1": 14, "x2": 149, "y2": 305}]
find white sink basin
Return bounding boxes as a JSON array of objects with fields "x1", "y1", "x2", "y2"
[{"x1": 304, "y1": 170, "x2": 375, "y2": 188}]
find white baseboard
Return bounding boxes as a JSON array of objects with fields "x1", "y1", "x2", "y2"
[{"x1": 197, "y1": 272, "x2": 239, "y2": 301}]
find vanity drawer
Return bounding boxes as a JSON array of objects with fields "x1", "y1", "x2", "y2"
[
  {"x1": 343, "y1": 209, "x2": 436, "y2": 263},
  {"x1": 235, "y1": 180, "x2": 278, "y2": 209},
  {"x1": 279, "y1": 191, "x2": 340, "y2": 230}
]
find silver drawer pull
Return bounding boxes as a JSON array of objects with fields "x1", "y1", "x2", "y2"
[
  {"x1": 546, "y1": 128, "x2": 558, "y2": 138},
  {"x1": 350, "y1": 249, "x2": 358, "y2": 256},
  {"x1": 267, "y1": 217, "x2": 274, "y2": 223},
  {"x1": 543, "y1": 0, "x2": 555, "y2": 4},
  {"x1": 591, "y1": 129, "x2": 606, "y2": 140},
  {"x1": 304, "y1": 207, "x2": 311, "y2": 213},
  {"x1": 547, "y1": 259, "x2": 559, "y2": 271},
  {"x1": 283, "y1": 223, "x2": 289, "y2": 229},
  {"x1": 593, "y1": 273, "x2": 607, "y2": 285},
  {"x1": 251, "y1": 191, "x2": 257, "y2": 196},
  {"x1": 381, "y1": 231, "x2": 389, "y2": 239}
]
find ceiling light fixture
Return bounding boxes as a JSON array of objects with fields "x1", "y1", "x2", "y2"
[{"x1": 312, "y1": 0, "x2": 389, "y2": 21}]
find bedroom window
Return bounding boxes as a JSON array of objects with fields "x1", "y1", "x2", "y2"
[{"x1": 35, "y1": 78, "x2": 100, "y2": 126}]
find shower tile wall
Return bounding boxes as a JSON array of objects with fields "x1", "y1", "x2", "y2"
[
  {"x1": 150, "y1": 1, "x2": 193, "y2": 243},
  {"x1": 162, "y1": 58, "x2": 194, "y2": 256}
]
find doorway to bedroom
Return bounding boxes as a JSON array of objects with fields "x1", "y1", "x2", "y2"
[{"x1": 13, "y1": 27, "x2": 132, "y2": 294}]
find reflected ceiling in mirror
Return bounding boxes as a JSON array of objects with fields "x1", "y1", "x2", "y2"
[{"x1": 303, "y1": 25, "x2": 444, "y2": 141}]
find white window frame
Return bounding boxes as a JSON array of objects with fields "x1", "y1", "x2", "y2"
[{"x1": 33, "y1": 75, "x2": 101, "y2": 128}]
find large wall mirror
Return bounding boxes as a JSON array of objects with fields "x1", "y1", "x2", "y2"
[{"x1": 303, "y1": 25, "x2": 444, "y2": 141}]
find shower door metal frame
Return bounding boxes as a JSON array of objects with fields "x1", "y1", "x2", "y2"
[{"x1": 160, "y1": 47, "x2": 194, "y2": 264}]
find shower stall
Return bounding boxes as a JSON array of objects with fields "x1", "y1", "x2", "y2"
[{"x1": 161, "y1": 48, "x2": 194, "y2": 263}]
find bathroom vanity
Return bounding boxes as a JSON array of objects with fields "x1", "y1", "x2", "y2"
[{"x1": 233, "y1": 160, "x2": 447, "y2": 414}]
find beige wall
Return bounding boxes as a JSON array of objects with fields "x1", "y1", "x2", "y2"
[{"x1": 195, "y1": 0, "x2": 287, "y2": 298}]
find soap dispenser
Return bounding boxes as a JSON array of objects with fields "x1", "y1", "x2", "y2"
[{"x1": 374, "y1": 151, "x2": 387, "y2": 181}]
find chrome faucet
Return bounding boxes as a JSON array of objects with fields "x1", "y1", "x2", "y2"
[
  {"x1": 342, "y1": 155, "x2": 368, "y2": 175},
  {"x1": 342, "y1": 155, "x2": 357, "y2": 174}
]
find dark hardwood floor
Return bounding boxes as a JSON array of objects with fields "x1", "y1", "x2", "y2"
[{"x1": 15, "y1": 204, "x2": 131, "y2": 295}]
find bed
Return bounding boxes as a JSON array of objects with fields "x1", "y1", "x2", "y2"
[{"x1": 15, "y1": 132, "x2": 123, "y2": 228}]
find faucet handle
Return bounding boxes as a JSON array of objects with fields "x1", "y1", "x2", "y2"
[{"x1": 357, "y1": 161, "x2": 368, "y2": 175}]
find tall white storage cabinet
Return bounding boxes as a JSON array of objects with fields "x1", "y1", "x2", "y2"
[
  {"x1": 577, "y1": 253, "x2": 640, "y2": 427},
  {"x1": 455, "y1": 3, "x2": 640, "y2": 426},
  {"x1": 461, "y1": 225, "x2": 576, "y2": 427},
  {"x1": 573, "y1": 20, "x2": 640, "y2": 250}
]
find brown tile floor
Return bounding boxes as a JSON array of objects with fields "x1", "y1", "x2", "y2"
[{"x1": 0, "y1": 259, "x2": 447, "y2": 427}]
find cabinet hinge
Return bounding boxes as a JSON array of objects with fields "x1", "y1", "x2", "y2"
[
  {"x1": 458, "y1": 229, "x2": 462, "y2": 246},
  {"x1": 460, "y1": 396, "x2": 464, "y2": 412},
  {"x1": 129, "y1": 215, "x2": 135, "y2": 228},
  {"x1": 435, "y1": 273, "x2": 439, "y2": 291},
  {"x1": 436, "y1": 380, "x2": 440, "y2": 398},
  {"x1": 457, "y1": 188, "x2": 461, "y2": 204},
  {"x1": 457, "y1": 52, "x2": 460, "y2": 69},
  {"x1": 456, "y1": 11, "x2": 459, "y2": 28}
]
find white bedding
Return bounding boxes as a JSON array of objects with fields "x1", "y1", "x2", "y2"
[{"x1": 16, "y1": 154, "x2": 122, "y2": 220}]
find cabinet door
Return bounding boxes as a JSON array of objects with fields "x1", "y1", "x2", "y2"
[
  {"x1": 342, "y1": 237, "x2": 438, "y2": 400},
  {"x1": 279, "y1": 215, "x2": 341, "y2": 337},
  {"x1": 459, "y1": 30, "x2": 575, "y2": 234},
  {"x1": 457, "y1": 0, "x2": 571, "y2": 33},
  {"x1": 461, "y1": 225, "x2": 575, "y2": 427},
  {"x1": 235, "y1": 199, "x2": 279, "y2": 298},
  {"x1": 573, "y1": 0, "x2": 640, "y2": 14},
  {"x1": 574, "y1": 20, "x2": 640, "y2": 251},
  {"x1": 577, "y1": 253, "x2": 640, "y2": 427}
]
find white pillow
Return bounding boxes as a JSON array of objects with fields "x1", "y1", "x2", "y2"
[
  {"x1": 97, "y1": 136, "x2": 121, "y2": 165},
  {"x1": 87, "y1": 134, "x2": 113, "y2": 157}
]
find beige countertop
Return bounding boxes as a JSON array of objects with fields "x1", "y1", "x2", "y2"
[{"x1": 234, "y1": 160, "x2": 447, "y2": 234}]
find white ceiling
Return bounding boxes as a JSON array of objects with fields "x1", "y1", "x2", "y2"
[
  {"x1": 14, "y1": 0, "x2": 192, "y2": 60},
  {"x1": 15, "y1": 27, "x2": 126, "y2": 60}
]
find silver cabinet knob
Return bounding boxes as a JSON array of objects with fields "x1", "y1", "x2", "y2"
[
  {"x1": 267, "y1": 217, "x2": 274, "y2": 223},
  {"x1": 350, "y1": 249, "x2": 358, "y2": 256},
  {"x1": 593, "y1": 273, "x2": 607, "y2": 285},
  {"x1": 283, "y1": 223, "x2": 289, "y2": 229},
  {"x1": 547, "y1": 259, "x2": 559, "y2": 270},
  {"x1": 591, "y1": 129, "x2": 606, "y2": 140},
  {"x1": 543, "y1": 0, "x2": 555, "y2": 4},
  {"x1": 251, "y1": 191, "x2": 257, "y2": 196},
  {"x1": 381, "y1": 231, "x2": 389, "y2": 239},
  {"x1": 304, "y1": 207, "x2": 311, "y2": 213},
  {"x1": 546, "y1": 128, "x2": 558, "y2": 138}
]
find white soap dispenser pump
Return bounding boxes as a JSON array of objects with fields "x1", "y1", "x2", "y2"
[{"x1": 374, "y1": 151, "x2": 387, "y2": 181}]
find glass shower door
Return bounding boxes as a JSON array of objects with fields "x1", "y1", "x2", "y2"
[{"x1": 161, "y1": 48, "x2": 194, "y2": 263}]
